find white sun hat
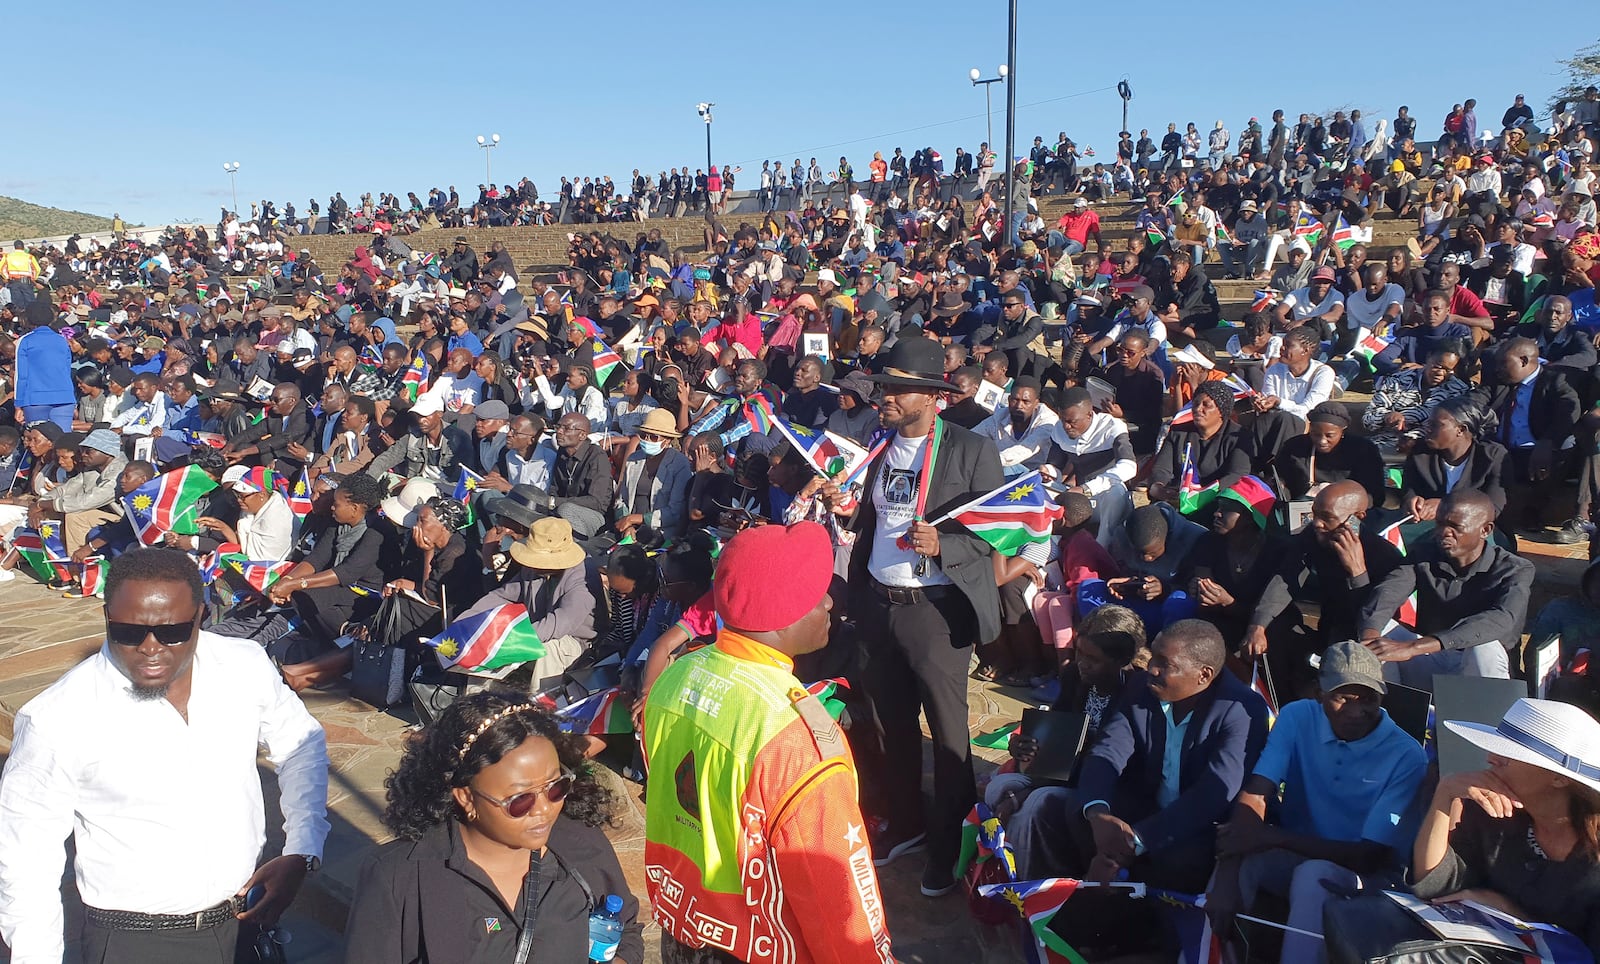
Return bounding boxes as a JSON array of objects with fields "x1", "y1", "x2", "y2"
[{"x1": 1443, "y1": 698, "x2": 1600, "y2": 795}]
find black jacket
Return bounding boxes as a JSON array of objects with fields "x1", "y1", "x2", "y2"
[
  {"x1": 344, "y1": 817, "x2": 644, "y2": 964},
  {"x1": 1473, "y1": 370, "x2": 1582, "y2": 449},
  {"x1": 1402, "y1": 440, "x2": 1509, "y2": 515},
  {"x1": 849, "y1": 418, "x2": 1006, "y2": 643},
  {"x1": 226, "y1": 401, "x2": 314, "y2": 469},
  {"x1": 551, "y1": 441, "x2": 613, "y2": 515}
]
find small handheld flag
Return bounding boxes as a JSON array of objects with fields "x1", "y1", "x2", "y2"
[
  {"x1": 123, "y1": 466, "x2": 218, "y2": 545},
  {"x1": 425, "y1": 604, "x2": 547, "y2": 672},
  {"x1": 929, "y1": 470, "x2": 1064, "y2": 557}
]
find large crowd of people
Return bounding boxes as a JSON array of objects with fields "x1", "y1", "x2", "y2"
[{"x1": 0, "y1": 85, "x2": 1599, "y2": 964}]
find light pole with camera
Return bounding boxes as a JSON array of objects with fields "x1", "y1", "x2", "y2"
[{"x1": 696, "y1": 103, "x2": 715, "y2": 173}]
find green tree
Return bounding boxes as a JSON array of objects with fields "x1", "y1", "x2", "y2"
[{"x1": 1551, "y1": 40, "x2": 1600, "y2": 112}]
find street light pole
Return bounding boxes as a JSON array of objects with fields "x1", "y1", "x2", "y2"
[
  {"x1": 476, "y1": 134, "x2": 500, "y2": 186},
  {"x1": 222, "y1": 162, "x2": 240, "y2": 215},
  {"x1": 969, "y1": 66, "x2": 1007, "y2": 153},
  {"x1": 1001, "y1": 0, "x2": 1018, "y2": 247},
  {"x1": 696, "y1": 102, "x2": 715, "y2": 173}
]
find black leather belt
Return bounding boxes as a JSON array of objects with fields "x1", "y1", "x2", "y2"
[
  {"x1": 871, "y1": 578, "x2": 947, "y2": 606},
  {"x1": 85, "y1": 896, "x2": 242, "y2": 932}
]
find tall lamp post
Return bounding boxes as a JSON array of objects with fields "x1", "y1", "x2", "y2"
[
  {"x1": 1000, "y1": 0, "x2": 1019, "y2": 248},
  {"x1": 696, "y1": 103, "x2": 715, "y2": 172},
  {"x1": 969, "y1": 65, "x2": 1007, "y2": 151},
  {"x1": 475, "y1": 134, "x2": 500, "y2": 185},
  {"x1": 222, "y1": 162, "x2": 240, "y2": 215}
]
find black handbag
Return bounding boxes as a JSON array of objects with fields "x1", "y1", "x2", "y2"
[
  {"x1": 351, "y1": 594, "x2": 409, "y2": 708},
  {"x1": 1324, "y1": 894, "x2": 1536, "y2": 964}
]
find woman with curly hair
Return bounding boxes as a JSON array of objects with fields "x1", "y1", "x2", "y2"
[{"x1": 345, "y1": 692, "x2": 643, "y2": 963}]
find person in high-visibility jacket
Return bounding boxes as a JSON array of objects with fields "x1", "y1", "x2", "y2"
[
  {"x1": 643, "y1": 522, "x2": 895, "y2": 964},
  {"x1": 2, "y1": 241, "x2": 39, "y2": 309}
]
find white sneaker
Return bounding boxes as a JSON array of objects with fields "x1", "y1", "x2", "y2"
[{"x1": 0, "y1": 568, "x2": 18, "y2": 583}]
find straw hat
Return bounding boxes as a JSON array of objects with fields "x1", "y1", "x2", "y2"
[
  {"x1": 510, "y1": 517, "x2": 586, "y2": 571},
  {"x1": 638, "y1": 408, "x2": 682, "y2": 439}
]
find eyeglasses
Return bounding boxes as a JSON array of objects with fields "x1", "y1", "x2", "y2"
[
  {"x1": 472, "y1": 771, "x2": 576, "y2": 817},
  {"x1": 639, "y1": 432, "x2": 672, "y2": 443},
  {"x1": 106, "y1": 614, "x2": 198, "y2": 647}
]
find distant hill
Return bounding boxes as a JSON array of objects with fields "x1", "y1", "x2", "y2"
[{"x1": 0, "y1": 197, "x2": 119, "y2": 244}]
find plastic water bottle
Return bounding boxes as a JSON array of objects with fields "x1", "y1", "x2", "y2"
[{"x1": 587, "y1": 894, "x2": 624, "y2": 962}]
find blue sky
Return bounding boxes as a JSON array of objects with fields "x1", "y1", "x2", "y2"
[{"x1": 12, "y1": 1, "x2": 1583, "y2": 226}]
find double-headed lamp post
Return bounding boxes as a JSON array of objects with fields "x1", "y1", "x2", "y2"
[
  {"x1": 696, "y1": 103, "x2": 715, "y2": 173},
  {"x1": 222, "y1": 162, "x2": 240, "y2": 215},
  {"x1": 476, "y1": 133, "x2": 500, "y2": 185},
  {"x1": 969, "y1": 65, "x2": 1007, "y2": 151}
]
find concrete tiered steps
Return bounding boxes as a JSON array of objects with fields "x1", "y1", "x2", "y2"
[{"x1": 284, "y1": 191, "x2": 1421, "y2": 306}]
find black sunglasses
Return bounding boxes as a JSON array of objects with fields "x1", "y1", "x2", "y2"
[
  {"x1": 472, "y1": 771, "x2": 576, "y2": 818},
  {"x1": 106, "y1": 614, "x2": 198, "y2": 647}
]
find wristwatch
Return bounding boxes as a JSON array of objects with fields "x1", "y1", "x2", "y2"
[{"x1": 293, "y1": 854, "x2": 321, "y2": 873}]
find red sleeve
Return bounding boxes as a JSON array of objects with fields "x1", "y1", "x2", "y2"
[
  {"x1": 768, "y1": 764, "x2": 895, "y2": 964},
  {"x1": 1452, "y1": 287, "x2": 1489, "y2": 319}
]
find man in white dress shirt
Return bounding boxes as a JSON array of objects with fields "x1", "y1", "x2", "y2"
[{"x1": 0, "y1": 547, "x2": 329, "y2": 963}]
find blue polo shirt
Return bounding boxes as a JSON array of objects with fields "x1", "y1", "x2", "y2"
[{"x1": 1252, "y1": 699, "x2": 1426, "y2": 850}]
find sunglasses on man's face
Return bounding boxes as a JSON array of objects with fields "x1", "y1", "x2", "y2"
[
  {"x1": 106, "y1": 614, "x2": 198, "y2": 647},
  {"x1": 472, "y1": 771, "x2": 576, "y2": 818}
]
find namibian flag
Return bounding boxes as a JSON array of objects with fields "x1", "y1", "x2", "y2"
[
  {"x1": 79, "y1": 556, "x2": 108, "y2": 598},
  {"x1": 124, "y1": 466, "x2": 218, "y2": 545},
  {"x1": 955, "y1": 802, "x2": 1018, "y2": 882},
  {"x1": 1292, "y1": 211, "x2": 1323, "y2": 245},
  {"x1": 452, "y1": 466, "x2": 485, "y2": 502},
  {"x1": 974, "y1": 877, "x2": 1085, "y2": 964},
  {"x1": 590, "y1": 338, "x2": 623, "y2": 387},
  {"x1": 1330, "y1": 215, "x2": 1371, "y2": 250},
  {"x1": 419, "y1": 252, "x2": 439, "y2": 268},
  {"x1": 401, "y1": 351, "x2": 430, "y2": 402},
  {"x1": 359, "y1": 344, "x2": 383, "y2": 369},
  {"x1": 1250, "y1": 289, "x2": 1279, "y2": 313},
  {"x1": 1379, "y1": 517, "x2": 1419, "y2": 629},
  {"x1": 1178, "y1": 443, "x2": 1220, "y2": 516},
  {"x1": 12, "y1": 530, "x2": 70, "y2": 584},
  {"x1": 743, "y1": 393, "x2": 777, "y2": 435},
  {"x1": 1145, "y1": 226, "x2": 1167, "y2": 246},
  {"x1": 775, "y1": 419, "x2": 848, "y2": 477},
  {"x1": 1351, "y1": 329, "x2": 1394, "y2": 372},
  {"x1": 1167, "y1": 189, "x2": 1186, "y2": 210},
  {"x1": 425, "y1": 603, "x2": 546, "y2": 672},
  {"x1": 557, "y1": 687, "x2": 633, "y2": 735},
  {"x1": 269, "y1": 264, "x2": 283, "y2": 278},
  {"x1": 288, "y1": 471, "x2": 314, "y2": 516},
  {"x1": 37, "y1": 522, "x2": 69, "y2": 561},
  {"x1": 225, "y1": 557, "x2": 297, "y2": 593},
  {"x1": 804, "y1": 676, "x2": 850, "y2": 722},
  {"x1": 931, "y1": 470, "x2": 1064, "y2": 556}
]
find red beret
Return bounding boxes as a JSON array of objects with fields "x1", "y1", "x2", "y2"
[{"x1": 714, "y1": 522, "x2": 834, "y2": 633}]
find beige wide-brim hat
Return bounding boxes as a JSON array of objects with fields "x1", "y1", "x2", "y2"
[
  {"x1": 510, "y1": 517, "x2": 586, "y2": 571},
  {"x1": 638, "y1": 408, "x2": 682, "y2": 439}
]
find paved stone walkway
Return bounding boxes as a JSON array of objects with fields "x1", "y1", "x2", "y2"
[{"x1": 1, "y1": 533, "x2": 1591, "y2": 963}]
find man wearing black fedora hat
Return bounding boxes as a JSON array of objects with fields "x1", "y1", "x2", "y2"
[{"x1": 850, "y1": 335, "x2": 1005, "y2": 897}]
